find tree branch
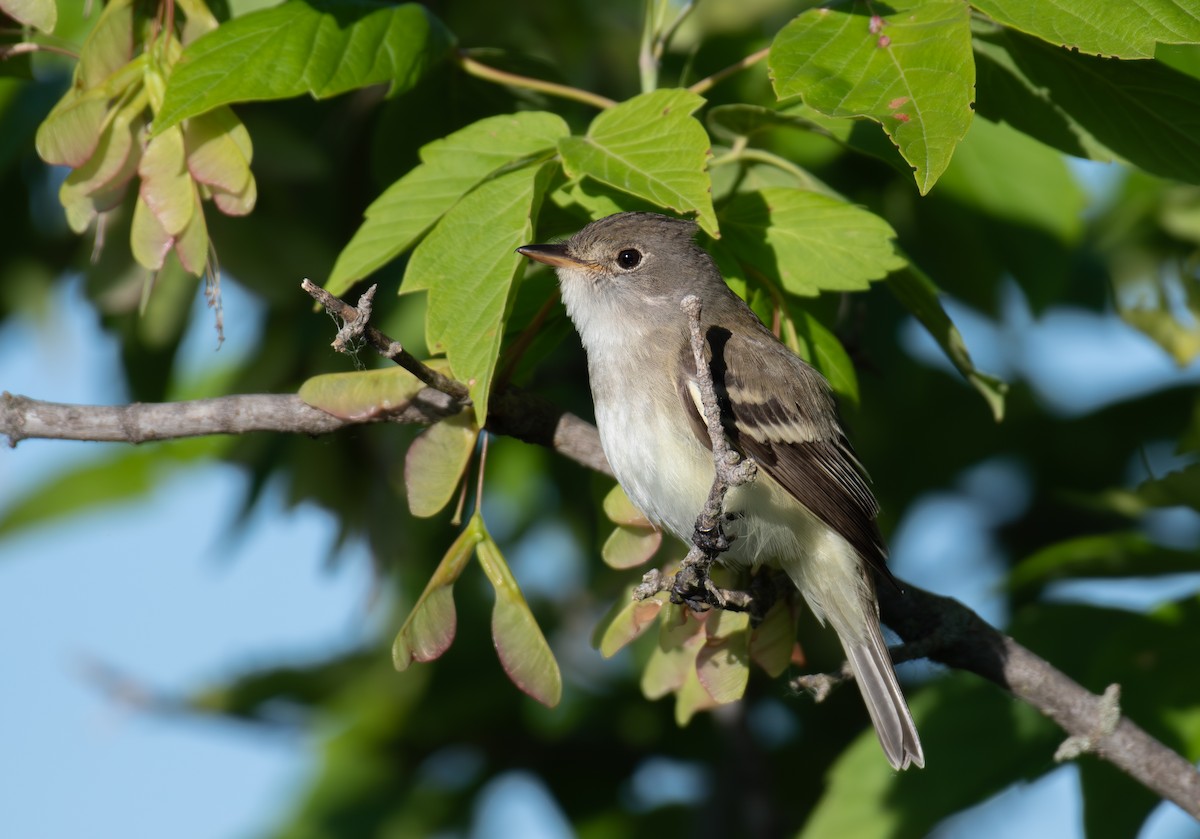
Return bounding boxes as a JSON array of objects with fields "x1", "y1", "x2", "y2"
[{"x1": 3, "y1": 286, "x2": 1197, "y2": 817}]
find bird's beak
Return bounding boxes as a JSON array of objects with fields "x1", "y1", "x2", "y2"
[{"x1": 516, "y1": 243, "x2": 585, "y2": 269}]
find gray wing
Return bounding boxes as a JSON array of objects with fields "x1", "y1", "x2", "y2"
[{"x1": 677, "y1": 319, "x2": 894, "y2": 584}]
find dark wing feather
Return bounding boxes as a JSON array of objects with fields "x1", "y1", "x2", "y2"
[{"x1": 677, "y1": 319, "x2": 894, "y2": 584}]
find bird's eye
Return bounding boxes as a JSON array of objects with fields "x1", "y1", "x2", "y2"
[{"x1": 616, "y1": 249, "x2": 642, "y2": 270}]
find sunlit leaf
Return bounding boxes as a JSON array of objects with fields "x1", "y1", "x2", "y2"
[
  {"x1": 0, "y1": 0, "x2": 55, "y2": 32},
  {"x1": 35, "y1": 87, "x2": 109, "y2": 167},
  {"x1": 404, "y1": 412, "x2": 478, "y2": 518},
  {"x1": 155, "y1": 1, "x2": 455, "y2": 132},
  {"x1": 558, "y1": 88, "x2": 718, "y2": 236},
  {"x1": 59, "y1": 108, "x2": 141, "y2": 233},
  {"x1": 971, "y1": 0, "x2": 1200, "y2": 59},
  {"x1": 770, "y1": 0, "x2": 975, "y2": 193},
  {"x1": 139, "y1": 124, "x2": 195, "y2": 236},
  {"x1": 602, "y1": 483, "x2": 652, "y2": 527},
  {"x1": 393, "y1": 524, "x2": 477, "y2": 670},
  {"x1": 601, "y1": 525, "x2": 662, "y2": 570},
  {"x1": 476, "y1": 531, "x2": 562, "y2": 707},
  {"x1": 787, "y1": 304, "x2": 859, "y2": 408},
  {"x1": 404, "y1": 160, "x2": 556, "y2": 426},
  {"x1": 184, "y1": 105, "x2": 253, "y2": 195},
  {"x1": 297, "y1": 365, "x2": 433, "y2": 421},
  {"x1": 720, "y1": 187, "x2": 905, "y2": 297},
  {"x1": 328, "y1": 111, "x2": 567, "y2": 295}
]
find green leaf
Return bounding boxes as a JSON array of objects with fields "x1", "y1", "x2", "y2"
[
  {"x1": 392, "y1": 524, "x2": 476, "y2": 670},
  {"x1": 59, "y1": 105, "x2": 142, "y2": 233},
  {"x1": 800, "y1": 674, "x2": 1059, "y2": 838},
  {"x1": 886, "y1": 264, "x2": 1008, "y2": 421},
  {"x1": 155, "y1": 0, "x2": 455, "y2": 132},
  {"x1": 404, "y1": 160, "x2": 555, "y2": 427},
  {"x1": 749, "y1": 599, "x2": 796, "y2": 677},
  {"x1": 404, "y1": 412, "x2": 478, "y2": 519},
  {"x1": 1010, "y1": 531, "x2": 1200, "y2": 592},
  {"x1": 770, "y1": 0, "x2": 975, "y2": 194},
  {"x1": 936, "y1": 115, "x2": 1084, "y2": 243},
  {"x1": 640, "y1": 603, "x2": 707, "y2": 700},
  {"x1": 558, "y1": 88, "x2": 718, "y2": 236},
  {"x1": 78, "y1": 0, "x2": 133, "y2": 88},
  {"x1": 0, "y1": 0, "x2": 56, "y2": 32},
  {"x1": 602, "y1": 483, "x2": 652, "y2": 527},
  {"x1": 138, "y1": 124, "x2": 195, "y2": 236},
  {"x1": 695, "y1": 609, "x2": 750, "y2": 704},
  {"x1": 35, "y1": 86, "x2": 110, "y2": 167},
  {"x1": 971, "y1": 0, "x2": 1200, "y2": 59},
  {"x1": 720, "y1": 187, "x2": 906, "y2": 297},
  {"x1": 593, "y1": 589, "x2": 666, "y2": 658},
  {"x1": 974, "y1": 27, "x2": 1200, "y2": 184},
  {"x1": 1137, "y1": 463, "x2": 1200, "y2": 511},
  {"x1": 601, "y1": 524, "x2": 662, "y2": 570},
  {"x1": 0, "y1": 439, "x2": 225, "y2": 540},
  {"x1": 184, "y1": 105, "x2": 253, "y2": 196},
  {"x1": 788, "y1": 305, "x2": 860, "y2": 408},
  {"x1": 327, "y1": 111, "x2": 568, "y2": 296},
  {"x1": 297, "y1": 365, "x2": 431, "y2": 421},
  {"x1": 475, "y1": 527, "x2": 562, "y2": 707}
]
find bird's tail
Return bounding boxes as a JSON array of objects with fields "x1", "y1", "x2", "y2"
[{"x1": 842, "y1": 621, "x2": 925, "y2": 770}]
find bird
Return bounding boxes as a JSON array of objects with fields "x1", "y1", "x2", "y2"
[{"x1": 517, "y1": 211, "x2": 924, "y2": 770}]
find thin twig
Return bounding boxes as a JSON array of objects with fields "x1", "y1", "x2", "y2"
[
  {"x1": 301, "y1": 279, "x2": 470, "y2": 403},
  {"x1": 688, "y1": 46, "x2": 770, "y2": 96},
  {"x1": 456, "y1": 51, "x2": 616, "y2": 110}
]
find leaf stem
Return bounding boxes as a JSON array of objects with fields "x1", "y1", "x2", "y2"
[
  {"x1": 456, "y1": 51, "x2": 616, "y2": 110},
  {"x1": 688, "y1": 46, "x2": 770, "y2": 96}
]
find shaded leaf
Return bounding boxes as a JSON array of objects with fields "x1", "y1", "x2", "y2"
[
  {"x1": 886, "y1": 264, "x2": 1008, "y2": 421},
  {"x1": 404, "y1": 411, "x2": 478, "y2": 519},
  {"x1": 404, "y1": 160, "x2": 555, "y2": 426},
  {"x1": 935, "y1": 115, "x2": 1084, "y2": 243},
  {"x1": 799, "y1": 675, "x2": 1059, "y2": 838},
  {"x1": 973, "y1": 27, "x2": 1200, "y2": 184},
  {"x1": 770, "y1": 0, "x2": 975, "y2": 193},
  {"x1": 749, "y1": 599, "x2": 797, "y2": 677},
  {"x1": 641, "y1": 604, "x2": 708, "y2": 700},
  {"x1": 476, "y1": 531, "x2": 562, "y2": 707},
  {"x1": 297, "y1": 365, "x2": 432, "y2": 421},
  {"x1": 971, "y1": 0, "x2": 1200, "y2": 59},
  {"x1": 328, "y1": 111, "x2": 567, "y2": 295},
  {"x1": 788, "y1": 304, "x2": 859, "y2": 407},
  {"x1": 130, "y1": 191, "x2": 173, "y2": 271},
  {"x1": 593, "y1": 589, "x2": 666, "y2": 658},
  {"x1": 720, "y1": 187, "x2": 905, "y2": 297},
  {"x1": 173, "y1": 192, "x2": 210, "y2": 276},
  {"x1": 392, "y1": 524, "x2": 477, "y2": 670},
  {"x1": 1010, "y1": 531, "x2": 1200, "y2": 592},
  {"x1": 1137, "y1": 463, "x2": 1200, "y2": 512},
  {"x1": 696, "y1": 609, "x2": 750, "y2": 704},
  {"x1": 558, "y1": 88, "x2": 718, "y2": 235},
  {"x1": 155, "y1": 1, "x2": 455, "y2": 132}
]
